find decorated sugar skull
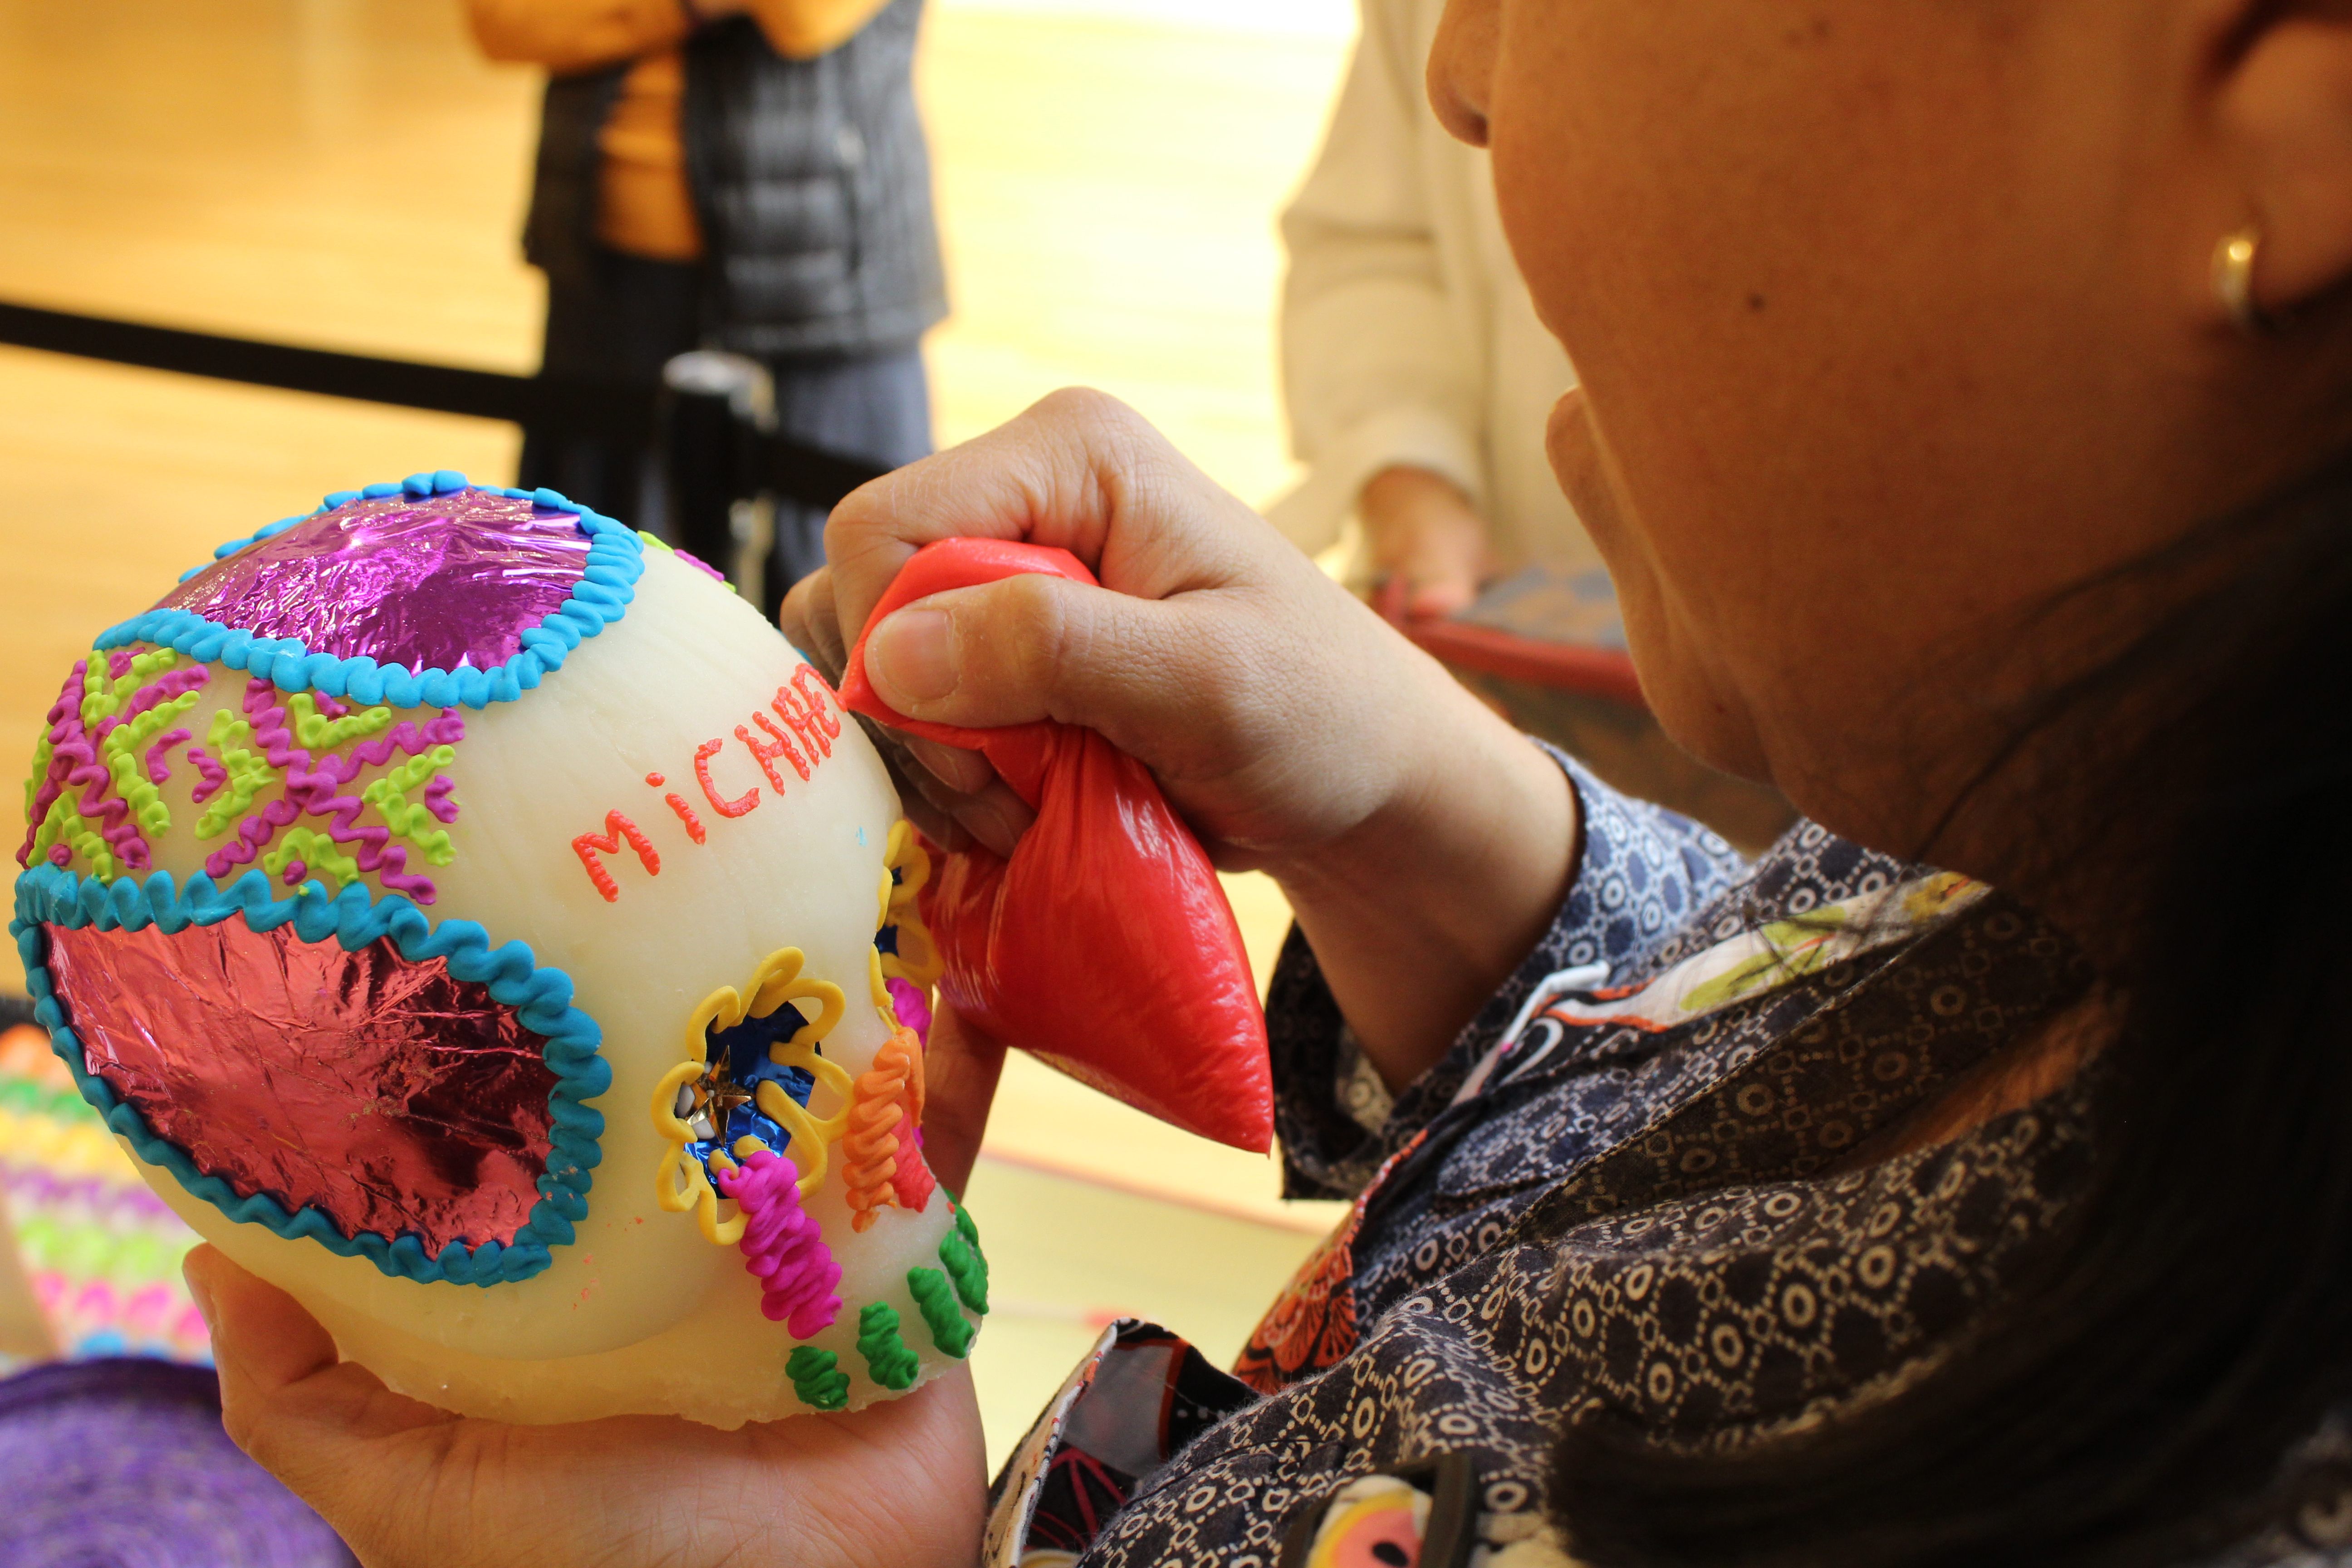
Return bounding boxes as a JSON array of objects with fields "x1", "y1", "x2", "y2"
[{"x1": 9, "y1": 472, "x2": 983, "y2": 1427}]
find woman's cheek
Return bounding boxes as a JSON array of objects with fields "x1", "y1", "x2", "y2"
[{"x1": 1544, "y1": 390, "x2": 1619, "y2": 555}]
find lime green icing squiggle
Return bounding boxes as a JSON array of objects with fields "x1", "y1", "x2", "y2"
[{"x1": 361, "y1": 745, "x2": 459, "y2": 866}]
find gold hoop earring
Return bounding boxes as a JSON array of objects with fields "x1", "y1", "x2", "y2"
[{"x1": 2213, "y1": 226, "x2": 2277, "y2": 334}]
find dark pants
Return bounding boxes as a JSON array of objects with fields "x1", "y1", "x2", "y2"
[{"x1": 520, "y1": 247, "x2": 933, "y2": 603}]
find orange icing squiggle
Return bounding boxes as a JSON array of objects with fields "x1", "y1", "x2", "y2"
[
  {"x1": 843, "y1": 1027, "x2": 926, "y2": 1232},
  {"x1": 891, "y1": 1120, "x2": 935, "y2": 1213}
]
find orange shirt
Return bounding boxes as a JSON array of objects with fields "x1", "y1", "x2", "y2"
[
  {"x1": 465, "y1": 0, "x2": 895, "y2": 262},
  {"x1": 600, "y1": 50, "x2": 700, "y2": 260}
]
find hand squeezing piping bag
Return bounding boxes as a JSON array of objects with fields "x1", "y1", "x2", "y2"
[{"x1": 838, "y1": 539, "x2": 1274, "y2": 1152}]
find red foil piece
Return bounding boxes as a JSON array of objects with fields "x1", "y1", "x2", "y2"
[
  {"x1": 44, "y1": 919, "x2": 559, "y2": 1254},
  {"x1": 154, "y1": 490, "x2": 593, "y2": 676}
]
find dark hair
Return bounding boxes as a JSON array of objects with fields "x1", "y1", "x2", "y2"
[{"x1": 1549, "y1": 454, "x2": 2352, "y2": 1565}]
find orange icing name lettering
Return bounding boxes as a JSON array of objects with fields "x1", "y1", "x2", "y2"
[
  {"x1": 695, "y1": 738, "x2": 759, "y2": 818},
  {"x1": 793, "y1": 666, "x2": 843, "y2": 742},
  {"x1": 645, "y1": 770, "x2": 707, "y2": 845},
  {"x1": 739, "y1": 713, "x2": 809, "y2": 789},
  {"x1": 663, "y1": 792, "x2": 707, "y2": 843},
  {"x1": 772, "y1": 675, "x2": 836, "y2": 762},
  {"x1": 571, "y1": 666, "x2": 847, "y2": 900},
  {"x1": 573, "y1": 812, "x2": 660, "y2": 903}
]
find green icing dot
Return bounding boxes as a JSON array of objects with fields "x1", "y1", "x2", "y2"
[
  {"x1": 787, "y1": 1346, "x2": 849, "y2": 1411},
  {"x1": 856, "y1": 1302, "x2": 921, "y2": 1391},
  {"x1": 939, "y1": 1223, "x2": 990, "y2": 1316},
  {"x1": 955, "y1": 1201, "x2": 980, "y2": 1247},
  {"x1": 907, "y1": 1267, "x2": 975, "y2": 1357}
]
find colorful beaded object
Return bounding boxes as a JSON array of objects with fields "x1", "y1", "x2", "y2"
[{"x1": 0, "y1": 1021, "x2": 208, "y2": 1368}]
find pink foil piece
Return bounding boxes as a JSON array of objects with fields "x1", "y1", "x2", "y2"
[
  {"x1": 153, "y1": 490, "x2": 593, "y2": 676},
  {"x1": 45, "y1": 920, "x2": 559, "y2": 1254}
]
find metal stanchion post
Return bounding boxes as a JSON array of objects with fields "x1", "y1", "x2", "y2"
[{"x1": 661, "y1": 351, "x2": 776, "y2": 609}]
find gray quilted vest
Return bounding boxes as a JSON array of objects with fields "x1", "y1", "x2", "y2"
[{"x1": 524, "y1": 0, "x2": 947, "y2": 358}]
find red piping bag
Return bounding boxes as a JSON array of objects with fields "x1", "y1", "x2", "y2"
[{"x1": 839, "y1": 539, "x2": 1274, "y2": 1152}]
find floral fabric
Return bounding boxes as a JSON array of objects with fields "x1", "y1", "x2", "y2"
[{"x1": 985, "y1": 752, "x2": 2347, "y2": 1566}]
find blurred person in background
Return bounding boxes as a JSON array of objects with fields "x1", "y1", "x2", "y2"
[
  {"x1": 468, "y1": 0, "x2": 945, "y2": 603},
  {"x1": 1270, "y1": 0, "x2": 1594, "y2": 624},
  {"x1": 1272, "y1": 0, "x2": 1789, "y2": 848}
]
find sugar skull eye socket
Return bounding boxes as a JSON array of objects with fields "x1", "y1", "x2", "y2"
[
  {"x1": 680, "y1": 1007, "x2": 822, "y2": 1176},
  {"x1": 18, "y1": 869, "x2": 606, "y2": 1289},
  {"x1": 651, "y1": 950, "x2": 855, "y2": 1247}
]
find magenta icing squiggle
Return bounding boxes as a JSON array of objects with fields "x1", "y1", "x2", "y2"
[
  {"x1": 93, "y1": 665, "x2": 212, "y2": 869},
  {"x1": 21, "y1": 653, "x2": 215, "y2": 872},
  {"x1": 717, "y1": 1149, "x2": 842, "y2": 1338},
  {"x1": 201, "y1": 680, "x2": 299, "y2": 878},
  {"x1": 60, "y1": 679, "x2": 145, "y2": 869},
  {"x1": 186, "y1": 747, "x2": 227, "y2": 803},
  {"x1": 886, "y1": 976, "x2": 933, "y2": 1043},
  {"x1": 110, "y1": 665, "x2": 210, "y2": 731},
  {"x1": 197, "y1": 678, "x2": 466, "y2": 900},
  {"x1": 17, "y1": 661, "x2": 89, "y2": 867},
  {"x1": 145, "y1": 729, "x2": 191, "y2": 784}
]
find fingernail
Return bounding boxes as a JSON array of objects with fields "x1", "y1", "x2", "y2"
[
  {"x1": 867, "y1": 608, "x2": 956, "y2": 709},
  {"x1": 965, "y1": 793, "x2": 1036, "y2": 859},
  {"x1": 908, "y1": 736, "x2": 993, "y2": 794}
]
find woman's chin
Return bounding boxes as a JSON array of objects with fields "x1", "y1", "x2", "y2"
[{"x1": 1622, "y1": 619, "x2": 1776, "y2": 789}]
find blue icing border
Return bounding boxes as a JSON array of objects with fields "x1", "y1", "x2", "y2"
[
  {"x1": 8, "y1": 862, "x2": 609, "y2": 1288},
  {"x1": 125, "y1": 470, "x2": 644, "y2": 711}
]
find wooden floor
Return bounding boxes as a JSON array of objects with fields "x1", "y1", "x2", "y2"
[{"x1": 0, "y1": 0, "x2": 1356, "y2": 1461}]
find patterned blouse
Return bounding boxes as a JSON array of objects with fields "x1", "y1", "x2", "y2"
[{"x1": 981, "y1": 756, "x2": 2351, "y2": 1568}]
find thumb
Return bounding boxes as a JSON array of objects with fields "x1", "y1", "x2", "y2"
[
  {"x1": 186, "y1": 1245, "x2": 446, "y2": 1504},
  {"x1": 186, "y1": 1245, "x2": 337, "y2": 1399},
  {"x1": 862, "y1": 571, "x2": 1241, "y2": 759}
]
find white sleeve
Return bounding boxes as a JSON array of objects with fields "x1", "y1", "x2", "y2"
[{"x1": 1267, "y1": 0, "x2": 1485, "y2": 556}]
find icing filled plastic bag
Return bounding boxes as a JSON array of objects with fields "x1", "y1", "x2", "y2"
[{"x1": 839, "y1": 539, "x2": 1273, "y2": 1152}]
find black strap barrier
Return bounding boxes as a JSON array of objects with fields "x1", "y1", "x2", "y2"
[{"x1": 0, "y1": 302, "x2": 887, "y2": 516}]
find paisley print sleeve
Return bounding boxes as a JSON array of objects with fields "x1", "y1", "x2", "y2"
[{"x1": 1268, "y1": 746, "x2": 1748, "y2": 1200}]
